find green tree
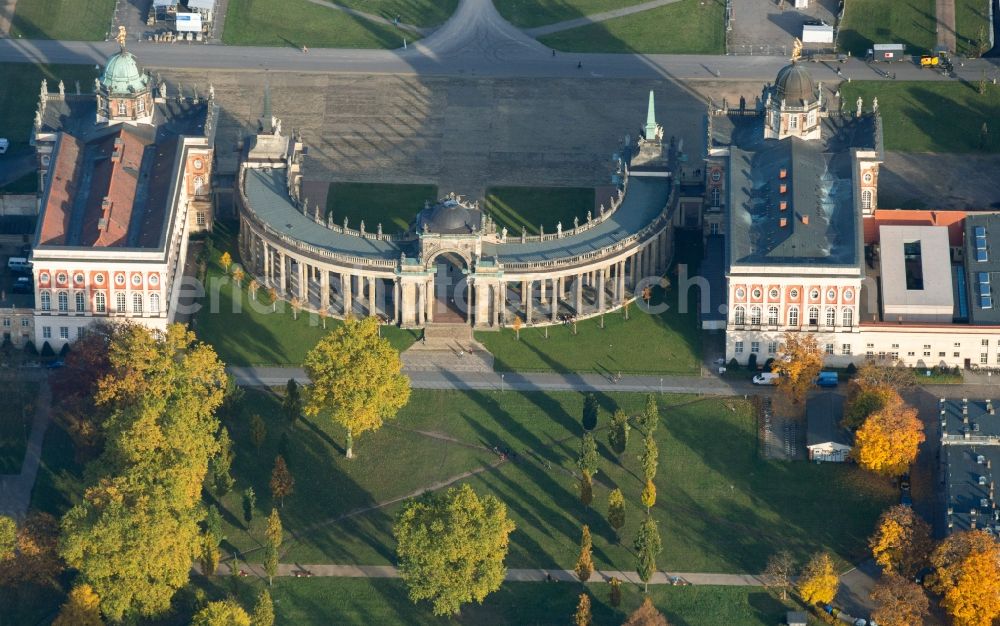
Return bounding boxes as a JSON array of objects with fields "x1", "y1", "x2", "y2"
[
  {"x1": 252, "y1": 589, "x2": 275, "y2": 626},
  {"x1": 0, "y1": 516, "x2": 15, "y2": 560},
  {"x1": 580, "y1": 473, "x2": 594, "y2": 506},
  {"x1": 210, "y1": 427, "x2": 236, "y2": 496},
  {"x1": 607, "y1": 488, "x2": 626, "y2": 540},
  {"x1": 304, "y1": 316, "x2": 411, "y2": 459},
  {"x1": 634, "y1": 516, "x2": 662, "y2": 592},
  {"x1": 574, "y1": 592, "x2": 592, "y2": 626},
  {"x1": 640, "y1": 393, "x2": 659, "y2": 433},
  {"x1": 582, "y1": 393, "x2": 599, "y2": 431},
  {"x1": 575, "y1": 525, "x2": 594, "y2": 582},
  {"x1": 243, "y1": 487, "x2": 256, "y2": 524},
  {"x1": 250, "y1": 414, "x2": 267, "y2": 451},
  {"x1": 640, "y1": 432, "x2": 658, "y2": 482},
  {"x1": 201, "y1": 506, "x2": 224, "y2": 576},
  {"x1": 394, "y1": 484, "x2": 515, "y2": 616},
  {"x1": 577, "y1": 432, "x2": 599, "y2": 506},
  {"x1": 608, "y1": 409, "x2": 630, "y2": 457},
  {"x1": 59, "y1": 324, "x2": 228, "y2": 622},
  {"x1": 192, "y1": 599, "x2": 251, "y2": 626},
  {"x1": 269, "y1": 455, "x2": 295, "y2": 508},
  {"x1": 282, "y1": 379, "x2": 302, "y2": 424},
  {"x1": 264, "y1": 508, "x2": 282, "y2": 586}
]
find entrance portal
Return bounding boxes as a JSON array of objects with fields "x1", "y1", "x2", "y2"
[{"x1": 431, "y1": 253, "x2": 468, "y2": 323}]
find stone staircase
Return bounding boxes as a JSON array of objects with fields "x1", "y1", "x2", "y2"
[{"x1": 401, "y1": 323, "x2": 495, "y2": 373}]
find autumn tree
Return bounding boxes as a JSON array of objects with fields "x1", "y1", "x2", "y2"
[
  {"x1": 192, "y1": 598, "x2": 251, "y2": 626},
  {"x1": 210, "y1": 426, "x2": 236, "y2": 496},
  {"x1": 607, "y1": 488, "x2": 626, "y2": 539},
  {"x1": 394, "y1": 484, "x2": 515, "y2": 616},
  {"x1": 634, "y1": 517, "x2": 662, "y2": 592},
  {"x1": 869, "y1": 505, "x2": 932, "y2": 577},
  {"x1": 577, "y1": 432, "x2": 599, "y2": 506},
  {"x1": 608, "y1": 409, "x2": 630, "y2": 457},
  {"x1": 512, "y1": 315, "x2": 522, "y2": 340},
  {"x1": 269, "y1": 455, "x2": 295, "y2": 508},
  {"x1": 623, "y1": 596, "x2": 669, "y2": 626},
  {"x1": 843, "y1": 384, "x2": 901, "y2": 430},
  {"x1": 929, "y1": 529, "x2": 1000, "y2": 626},
  {"x1": 267, "y1": 287, "x2": 278, "y2": 311},
  {"x1": 609, "y1": 577, "x2": 622, "y2": 607},
  {"x1": 762, "y1": 550, "x2": 795, "y2": 601},
  {"x1": 582, "y1": 393, "x2": 599, "y2": 431},
  {"x1": 574, "y1": 592, "x2": 592, "y2": 626},
  {"x1": 283, "y1": 379, "x2": 302, "y2": 424},
  {"x1": 304, "y1": 316, "x2": 411, "y2": 459},
  {"x1": 870, "y1": 573, "x2": 929, "y2": 626},
  {"x1": 290, "y1": 296, "x2": 301, "y2": 320},
  {"x1": 853, "y1": 402, "x2": 925, "y2": 477},
  {"x1": 771, "y1": 332, "x2": 823, "y2": 404},
  {"x1": 248, "y1": 279, "x2": 259, "y2": 300},
  {"x1": 250, "y1": 414, "x2": 267, "y2": 451},
  {"x1": 641, "y1": 479, "x2": 656, "y2": 511},
  {"x1": 640, "y1": 433, "x2": 658, "y2": 482},
  {"x1": 853, "y1": 360, "x2": 916, "y2": 393},
  {"x1": 0, "y1": 516, "x2": 14, "y2": 560},
  {"x1": 58, "y1": 324, "x2": 229, "y2": 622},
  {"x1": 0, "y1": 512, "x2": 62, "y2": 588},
  {"x1": 219, "y1": 251, "x2": 233, "y2": 273},
  {"x1": 640, "y1": 393, "x2": 659, "y2": 433},
  {"x1": 797, "y1": 552, "x2": 839, "y2": 605},
  {"x1": 52, "y1": 583, "x2": 103, "y2": 626},
  {"x1": 232, "y1": 267, "x2": 245, "y2": 288},
  {"x1": 264, "y1": 508, "x2": 282, "y2": 586},
  {"x1": 575, "y1": 525, "x2": 594, "y2": 582},
  {"x1": 252, "y1": 589, "x2": 275, "y2": 626}
]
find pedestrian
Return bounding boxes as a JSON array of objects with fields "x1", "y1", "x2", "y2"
[
  {"x1": 551, "y1": 49, "x2": 556, "y2": 57},
  {"x1": 577, "y1": 61, "x2": 582, "y2": 69}
]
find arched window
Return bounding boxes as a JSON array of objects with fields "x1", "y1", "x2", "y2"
[
  {"x1": 788, "y1": 306, "x2": 799, "y2": 327},
  {"x1": 843, "y1": 308, "x2": 853, "y2": 328},
  {"x1": 826, "y1": 307, "x2": 836, "y2": 327},
  {"x1": 95, "y1": 292, "x2": 106, "y2": 313},
  {"x1": 149, "y1": 293, "x2": 160, "y2": 314},
  {"x1": 750, "y1": 306, "x2": 762, "y2": 326},
  {"x1": 734, "y1": 305, "x2": 745, "y2": 325},
  {"x1": 767, "y1": 305, "x2": 779, "y2": 326},
  {"x1": 132, "y1": 293, "x2": 143, "y2": 314},
  {"x1": 861, "y1": 189, "x2": 873, "y2": 210},
  {"x1": 808, "y1": 306, "x2": 819, "y2": 326},
  {"x1": 57, "y1": 291, "x2": 68, "y2": 312},
  {"x1": 75, "y1": 292, "x2": 85, "y2": 312},
  {"x1": 40, "y1": 291, "x2": 50, "y2": 311},
  {"x1": 116, "y1": 292, "x2": 126, "y2": 313}
]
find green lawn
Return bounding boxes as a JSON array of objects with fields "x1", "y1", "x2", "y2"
[
  {"x1": 840, "y1": 81, "x2": 1000, "y2": 153},
  {"x1": 538, "y1": 0, "x2": 726, "y2": 54},
  {"x1": 217, "y1": 388, "x2": 893, "y2": 575},
  {"x1": 9, "y1": 0, "x2": 115, "y2": 40},
  {"x1": 485, "y1": 186, "x2": 595, "y2": 236},
  {"x1": 494, "y1": 0, "x2": 656, "y2": 28},
  {"x1": 0, "y1": 382, "x2": 36, "y2": 473},
  {"x1": 325, "y1": 0, "x2": 459, "y2": 28},
  {"x1": 193, "y1": 221, "x2": 419, "y2": 366},
  {"x1": 955, "y1": 0, "x2": 993, "y2": 57},
  {"x1": 223, "y1": 0, "x2": 417, "y2": 48},
  {"x1": 475, "y1": 231, "x2": 703, "y2": 376},
  {"x1": 0, "y1": 64, "x2": 99, "y2": 153},
  {"x1": 325, "y1": 182, "x2": 436, "y2": 234},
  {"x1": 181, "y1": 577, "x2": 801, "y2": 626},
  {"x1": 838, "y1": 0, "x2": 937, "y2": 57}
]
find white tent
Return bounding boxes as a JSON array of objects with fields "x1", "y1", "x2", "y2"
[{"x1": 174, "y1": 12, "x2": 202, "y2": 32}]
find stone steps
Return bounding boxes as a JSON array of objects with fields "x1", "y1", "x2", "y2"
[{"x1": 402, "y1": 323, "x2": 495, "y2": 373}]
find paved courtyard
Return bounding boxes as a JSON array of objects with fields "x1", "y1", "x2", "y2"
[{"x1": 729, "y1": 0, "x2": 839, "y2": 54}]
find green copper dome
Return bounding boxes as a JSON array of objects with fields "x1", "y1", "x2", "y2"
[{"x1": 100, "y1": 50, "x2": 150, "y2": 95}]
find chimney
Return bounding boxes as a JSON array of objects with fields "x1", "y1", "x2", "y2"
[
  {"x1": 779, "y1": 183, "x2": 787, "y2": 194},
  {"x1": 780, "y1": 218, "x2": 788, "y2": 228},
  {"x1": 801, "y1": 214, "x2": 809, "y2": 225},
  {"x1": 779, "y1": 201, "x2": 788, "y2": 211},
  {"x1": 99, "y1": 197, "x2": 111, "y2": 231},
  {"x1": 779, "y1": 168, "x2": 787, "y2": 179}
]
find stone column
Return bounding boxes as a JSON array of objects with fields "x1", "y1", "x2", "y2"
[
  {"x1": 597, "y1": 268, "x2": 606, "y2": 312},
  {"x1": 320, "y1": 270, "x2": 330, "y2": 314},
  {"x1": 278, "y1": 252, "x2": 287, "y2": 295},
  {"x1": 525, "y1": 279, "x2": 533, "y2": 324},
  {"x1": 521, "y1": 280, "x2": 529, "y2": 307},
  {"x1": 650, "y1": 238, "x2": 659, "y2": 276},
  {"x1": 393, "y1": 280, "x2": 401, "y2": 323},
  {"x1": 297, "y1": 259, "x2": 306, "y2": 301},
  {"x1": 540, "y1": 278, "x2": 547, "y2": 305},
  {"x1": 475, "y1": 281, "x2": 490, "y2": 327},
  {"x1": 618, "y1": 260, "x2": 626, "y2": 302},
  {"x1": 493, "y1": 284, "x2": 502, "y2": 327},
  {"x1": 417, "y1": 281, "x2": 425, "y2": 325},
  {"x1": 575, "y1": 274, "x2": 583, "y2": 314},
  {"x1": 550, "y1": 277, "x2": 559, "y2": 322},
  {"x1": 263, "y1": 244, "x2": 271, "y2": 284},
  {"x1": 425, "y1": 279, "x2": 434, "y2": 323},
  {"x1": 658, "y1": 230, "x2": 669, "y2": 269},
  {"x1": 368, "y1": 276, "x2": 376, "y2": 317},
  {"x1": 342, "y1": 273, "x2": 352, "y2": 316}
]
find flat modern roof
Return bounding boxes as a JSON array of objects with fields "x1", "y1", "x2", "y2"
[
  {"x1": 964, "y1": 213, "x2": 1000, "y2": 325},
  {"x1": 878, "y1": 225, "x2": 953, "y2": 314}
]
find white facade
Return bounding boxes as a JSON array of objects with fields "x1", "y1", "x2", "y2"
[{"x1": 808, "y1": 441, "x2": 851, "y2": 462}]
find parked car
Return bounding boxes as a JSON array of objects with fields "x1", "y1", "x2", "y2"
[
  {"x1": 46, "y1": 360, "x2": 64, "y2": 369},
  {"x1": 900, "y1": 474, "x2": 912, "y2": 507},
  {"x1": 815, "y1": 371, "x2": 839, "y2": 388},
  {"x1": 752, "y1": 372, "x2": 780, "y2": 385},
  {"x1": 7, "y1": 257, "x2": 31, "y2": 274}
]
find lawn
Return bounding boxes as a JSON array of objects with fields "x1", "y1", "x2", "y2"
[
  {"x1": 538, "y1": 0, "x2": 726, "y2": 54},
  {"x1": 0, "y1": 382, "x2": 37, "y2": 473},
  {"x1": 955, "y1": 0, "x2": 992, "y2": 57},
  {"x1": 193, "y1": 221, "x2": 419, "y2": 366},
  {"x1": 840, "y1": 81, "x2": 1000, "y2": 153},
  {"x1": 325, "y1": 182, "x2": 437, "y2": 234},
  {"x1": 324, "y1": 0, "x2": 459, "y2": 28},
  {"x1": 475, "y1": 231, "x2": 703, "y2": 376},
  {"x1": 180, "y1": 577, "x2": 801, "y2": 626},
  {"x1": 9, "y1": 0, "x2": 115, "y2": 40},
  {"x1": 838, "y1": 0, "x2": 937, "y2": 57},
  {"x1": 485, "y1": 186, "x2": 595, "y2": 236},
  {"x1": 216, "y1": 388, "x2": 894, "y2": 575},
  {"x1": 223, "y1": 0, "x2": 417, "y2": 48},
  {"x1": 0, "y1": 64, "x2": 99, "y2": 152},
  {"x1": 494, "y1": 0, "x2": 657, "y2": 28}
]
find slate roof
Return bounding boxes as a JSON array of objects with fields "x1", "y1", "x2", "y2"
[
  {"x1": 943, "y1": 445, "x2": 1000, "y2": 535},
  {"x1": 806, "y1": 392, "x2": 851, "y2": 447},
  {"x1": 699, "y1": 234, "x2": 727, "y2": 323}
]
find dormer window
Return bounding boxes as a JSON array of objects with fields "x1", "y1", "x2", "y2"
[{"x1": 117, "y1": 100, "x2": 127, "y2": 115}]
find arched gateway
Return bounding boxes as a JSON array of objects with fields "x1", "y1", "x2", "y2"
[{"x1": 237, "y1": 91, "x2": 680, "y2": 329}]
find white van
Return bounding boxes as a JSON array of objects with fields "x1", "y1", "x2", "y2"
[
  {"x1": 752, "y1": 372, "x2": 780, "y2": 385},
  {"x1": 0, "y1": 139, "x2": 8, "y2": 155},
  {"x1": 7, "y1": 257, "x2": 31, "y2": 273}
]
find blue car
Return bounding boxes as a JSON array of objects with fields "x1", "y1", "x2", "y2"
[
  {"x1": 46, "y1": 360, "x2": 64, "y2": 369},
  {"x1": 815, "y1": 371, "x2": 839, "y2": 387}
]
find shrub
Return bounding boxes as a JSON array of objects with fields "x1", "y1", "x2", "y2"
[
  {"x1": 23, "y1": 341, "x2": 37, "y2": 356},
  {"x1": 747, "y1": 353, "x2": 758, "y2": 371},
  {"x1": 728, "y1": 357, "x2": 740, "y2": 370},
  {"x1": 40, "y1": 341, "x2": 55, "y2": 357}
]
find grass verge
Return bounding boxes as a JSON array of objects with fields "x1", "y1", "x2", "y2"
[
  {"x1": 10, "y1": 0, "x2": 115, "y2": 40},
  {"x1": 838, "y1": 0, "x2": 937, "y2": 57},
  {"x1": 325, "y1": 182, "x2": 436, "y2": 234},
  {"x1": 954, "y1": 0, "x2": 992, "y2": 57},
  {"x1": 485, "y1": 186, "x2": 595, "y2": 236}
]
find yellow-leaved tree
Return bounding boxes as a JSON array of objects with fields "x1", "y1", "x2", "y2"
[
  {"x1": 853, "y1": 402, "x2": 925, "y2": 477},
  {"x1": 797, "y1": 552, "x2": 838, "y2": 605},
  {"x1": 771, "y1": 333, "x2": 823, "y2": 404},
  {"x1": 869, "y1": 504, "x2": 932, "y2": 577},
  {"x1": 53, "y1": 584, "x2": 103, "y2": 626},
  {"x1": 304, "y1": 316, "x2": 410, "y2": 459},
  {"x1": 870, "y1": 573, "x2": 930, "y2": 626},
  {"x1": 929, "y1": 530, "x2": 1000, "y2": 626}
]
